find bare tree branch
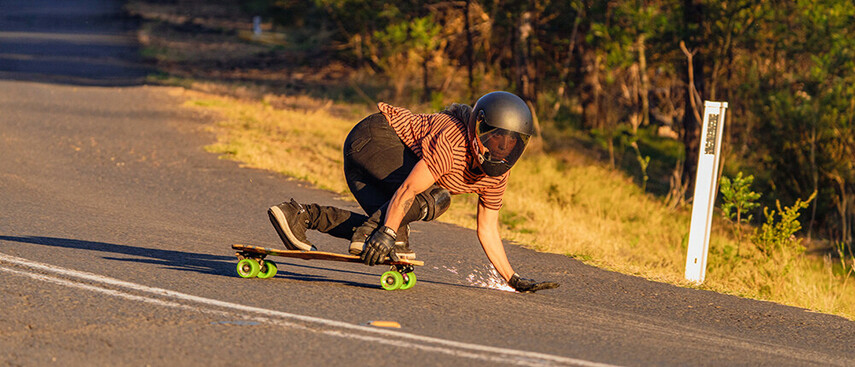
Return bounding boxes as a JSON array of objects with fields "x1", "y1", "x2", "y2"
[{"x1": 680, "y1": 40, "x2": 703, "y2": 127}]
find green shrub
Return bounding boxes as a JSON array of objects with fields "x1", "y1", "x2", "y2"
[
  {"x1": 751, "y1": 192, "x2": 816, "y2": 257},
  {"x1": 720, "y1": 172, "x2": 761, "y2": 254}
]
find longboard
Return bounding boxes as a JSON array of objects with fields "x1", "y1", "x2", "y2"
[{"x1": 231, "y1": 244, "x2": 422, "y2": 291}]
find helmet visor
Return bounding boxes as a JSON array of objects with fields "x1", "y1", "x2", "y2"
[{"x1": 476, "y1": 125, "x2": 530, "y2": 169}]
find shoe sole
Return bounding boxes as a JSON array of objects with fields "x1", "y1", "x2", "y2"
[
  {"x1": 395, "y1": 252, "x2": 417, "y2": 260},
  {"x1": 349, "y1": 241, "x2": 363, "y2": 256},
  {"x1": 268, "y1": 205, "x2": 313, "y2": 251},
  {"x1": 394, "y1": 241, "x2": 416, "y2": 260},
  {"x1": 348, "y1": 241, "x2": 416, "y2": 260}
]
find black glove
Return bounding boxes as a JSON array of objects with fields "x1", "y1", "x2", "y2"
[
  {"x1": 361, "y1": 226, "x2": 399, "y2": 266},
  {"x1": 508, "y1": 273, "x2": 560, "y2": 293}
]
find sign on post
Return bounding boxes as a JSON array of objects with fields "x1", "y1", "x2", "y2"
[{"x1": 685, "y1": 101, "x2": 728, "y2": 283}]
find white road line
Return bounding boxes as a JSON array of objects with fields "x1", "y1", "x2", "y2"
[
  {"x1": 0, "y1": 253, "x2": 621, "y2": 367},
  {"x1": 0, "y1": 266, "x2": 524, "y2": 366}
]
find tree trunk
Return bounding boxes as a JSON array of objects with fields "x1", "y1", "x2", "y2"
[
  {"x1": 422, "y1": 56, "x2": 430, "y2": 103},
  {"x1": 679, "y1": 41, "x2": 703, "y2": 197},
  {"x1": 680, "y1": 0, "x2": 704, "y2": 199},
  {"x1": 832, "y1": 175, "x2": 850, "y2": 247},
  {"x1": 808, "y1": 117, "x2": 818, "y2": 239},
  {"x1": 518, "y1": 10, "x2": 533, "y2": 101},
  {"x1": 638, "y1": 34, "x2": 650, "y2": 127},
  {"x1": 526, "y1": 100, "x2": 544, "y2": 153},
  {"x1": 551, "y1": 8, "x2": 582, "y2": 118},
  {"x1": 581, "y1": 48, "x2": 602, "y2": 129},
  {"x1": 463, "y1": 0, "x2": 474, "y2": 100},
  {"x1": 529, "y1": 0, "x2": 540, "y2": 104}
]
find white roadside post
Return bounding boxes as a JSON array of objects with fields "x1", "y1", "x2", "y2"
[
  {"x1": 684, "y1": 101, "x2": 728, "y2": 283},
  {"x1": 253, "y1": 16, "x2": 262, "y2": 36}
]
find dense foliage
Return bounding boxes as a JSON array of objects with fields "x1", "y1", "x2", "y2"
[{"x1": 246, "y1": 0, "x2": 854, "y2": 249}]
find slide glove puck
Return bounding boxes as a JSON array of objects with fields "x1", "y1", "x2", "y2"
[{"x1": 508, "y1": 273, "x2": 560, "y2": 293}]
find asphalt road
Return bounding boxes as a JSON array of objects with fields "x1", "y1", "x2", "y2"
[{"x1": 1, "y1": 1, "x2": 853, "y2": 366}]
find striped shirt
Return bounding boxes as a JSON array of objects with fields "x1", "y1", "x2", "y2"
[{"x1": 378, "y1": 102, "x2": 508, "y2": 210}]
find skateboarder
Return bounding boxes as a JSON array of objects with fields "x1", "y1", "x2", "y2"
[{"x1": 268, "y1": 91, "x2": 559, "y2": 293}]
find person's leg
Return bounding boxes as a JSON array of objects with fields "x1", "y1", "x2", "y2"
[
  {"x1": 268, "y1": 113, "x2": 447, "y2": 255},
  {"x1": 343, "y1": 113, "x2": 454, "y2": 259},
  {"x1": 267, "y1": 115, "x2": 382, "y2": 250},
  {"x1": 340, "y1": 114, "x2": 407, "y2": 255},
  {"x1": 342, "y1": 114, "x2": 431, "y2": 256},
  {"x1": 344, "y1": 113, "x2": 418, "y2": 212},
  {"x1": 268, "y1": 197, "x2": 367, "y2": 250}
]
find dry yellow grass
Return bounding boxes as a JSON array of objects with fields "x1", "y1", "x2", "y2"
[
  {"x1": 188, "y1": 93, "x2": 356, "y2": 193},
  {"x1": 183, "y1": 89, "x2": 855, "y2": 319}
]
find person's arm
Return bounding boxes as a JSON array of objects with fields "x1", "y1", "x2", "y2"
[
  {"x1": 384, "y1": 159, "x2": 436, "y2": 232},
  {"x1": 476, "y1": 201, "x2": 515, "y2": 280},
  {"x1": 361, "y1": 159, "x2": 435, "y2": 265},
  {"x1": 476, "y1": 200, "x2": 560, "y2": 293}
]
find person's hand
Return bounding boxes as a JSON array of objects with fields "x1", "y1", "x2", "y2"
[
  {"x1": 508, "y1": 273, "x2": 560, "y2": 293},
  {"x1": 361, "y1": 226, "x2": 398, "y2": 266}
]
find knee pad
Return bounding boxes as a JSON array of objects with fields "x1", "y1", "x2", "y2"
[{"x1": 416, "y1": 186, "x2": 451, "y2": 222}]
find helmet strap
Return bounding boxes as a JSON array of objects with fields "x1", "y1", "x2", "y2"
[{"x1": 472, "y1": 136, "x2": 487, "y2": 164}]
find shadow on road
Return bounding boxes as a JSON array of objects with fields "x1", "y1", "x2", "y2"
[
  {"x1": 0, "y1": 235, "x2": 235, "y2": 276},
  {"x1": 0, "y1": 236, "x2": 400, "y2": 288},
  {"x1": 0, "y1": 235, "x2": 472, "y2": 290},
  {"x1": 0, "y1": 0, "x2": 149, "y2": 86}
]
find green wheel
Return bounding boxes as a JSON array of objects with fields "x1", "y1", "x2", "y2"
[
  {"x1": 236, "y1": 259, "x2": 261, "y2": 278},
  {"x1": 380, "y1": 271, "x2": 404, "y2": 291},
  {"x1": 399, "y1": 272, "x2": 416, "y2": 290},
  {"x1": 257, "y1": 260, "x2": 278, "y2": 279}
]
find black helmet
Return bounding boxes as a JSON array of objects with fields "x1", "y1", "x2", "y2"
[{"x1": 468, "y1": 91, "x2": 534, "y2": 177}]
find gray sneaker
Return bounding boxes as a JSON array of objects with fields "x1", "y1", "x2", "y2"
[
  {"x1": 394, "y1": 225, "x2": 416, "y2": 260},
  {"x1": 348, "y1": 223, "x2": 374, "y2": 255},
  {"x1": 268, "y1": 199, "x2": 316, "y2": 251}
]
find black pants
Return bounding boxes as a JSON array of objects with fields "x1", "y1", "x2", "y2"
[{"x1": 303, "y1": 113, "x2": 422, "y2": 240}]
